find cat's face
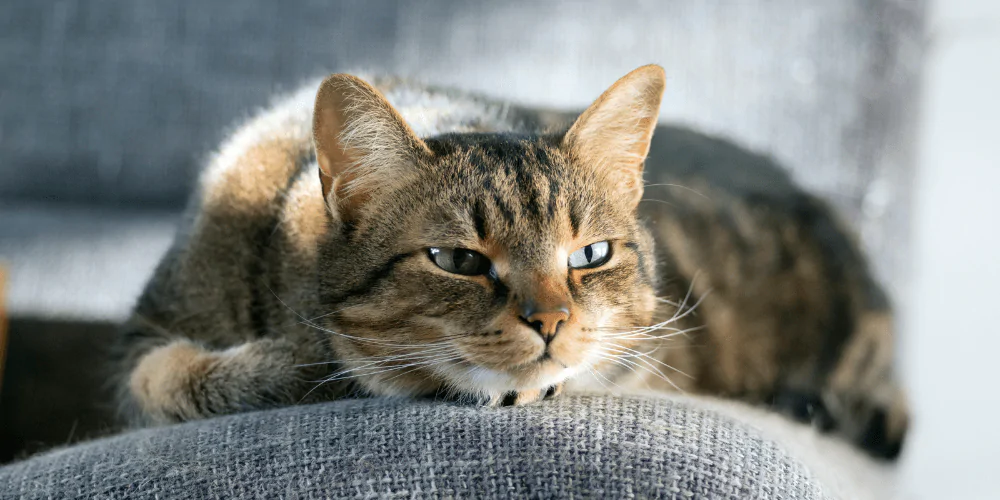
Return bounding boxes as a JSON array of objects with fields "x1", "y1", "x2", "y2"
[
  {"x1": 317, "y1": 135, "x2": 659, "y2": 397},
  {"x1": 313, "y1": 66, "x2": 666, "y2": 399}
]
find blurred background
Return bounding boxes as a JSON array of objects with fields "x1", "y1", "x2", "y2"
[{"x1": 0, "y1": 0, "x2": 996, "y2": 497}]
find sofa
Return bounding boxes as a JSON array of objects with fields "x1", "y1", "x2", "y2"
[
  {"x1": 1, "y1": 395, "x2": 904, "y2": 499},
  {"x1": 0, "y1": 1, "x2": 924, "y2": 498}
]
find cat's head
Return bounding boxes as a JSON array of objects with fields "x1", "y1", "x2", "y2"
[{"x1": 313, "y1": 66, "x2": 665, "y2": 399}]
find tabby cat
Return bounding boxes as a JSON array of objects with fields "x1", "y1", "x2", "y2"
[{"x1": 115, "y1": 65, "x2": 907, "y2": 459}]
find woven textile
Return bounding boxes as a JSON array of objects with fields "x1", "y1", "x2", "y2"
[
  {"x1": 0, "y1": 395, "x2": 832, "y2": 499},
  {"x1": 0, "y1": 1, "x2": 925, "y2": 320}
]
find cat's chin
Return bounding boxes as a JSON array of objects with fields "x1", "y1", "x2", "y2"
[{"x1": 443, "y1": 359, "x2": 581, "y2": 395}]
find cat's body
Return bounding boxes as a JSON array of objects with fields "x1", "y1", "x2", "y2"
[{"x1": 115, "y1": 67, "x2": 907, "y2": 459}]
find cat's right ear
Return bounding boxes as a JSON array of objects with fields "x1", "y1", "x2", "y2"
[
  {"x1": 313, "y1": 74, "x2": 431, "y2": 222},
  {"x1": 562, "y1": 65, "x2": 665, "y2": 207}
]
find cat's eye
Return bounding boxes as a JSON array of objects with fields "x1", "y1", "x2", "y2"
[
  {"x1": 428, "y1": 247, "x2": 492, "y2": 276},
  {"x1": 568, "y1": 241, "x2": 611, "y2": 269}
]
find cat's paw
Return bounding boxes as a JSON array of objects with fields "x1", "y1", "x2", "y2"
[
  {"x1": 129, "y1": 340, "x2": 219, "y2": 423},
  {"x1": 826, "y1": 382, "x2": 909, "y2": 460},
  {"x1": 486, "y1": 383, "x2": 564, "y2": 407},
  {"x1": 769, "y1": 310, "x2": 907, "y2": 460},
  {"x1": 129, "y1": 338, "x2": 303, "y2": 424},
  {"x1": 825, "y1": 312, "x2": 909, "y2": 460},
  {"x1": 771, "y1": 383, "x2": 908, "y2": 460}
]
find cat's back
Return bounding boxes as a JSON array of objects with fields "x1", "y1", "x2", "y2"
[
  {"x1": 639, "y1": 124, "x2": 890, "y2": 399},
  {"x1": 640, "y1": 124, "x2": 876, "y2": 294},
  {"x1": 195, "y1": 75, "x2": 549, "y2": 215},
  {"x1": 643, "y1": 125, "x2": 800, "y2": 203}
]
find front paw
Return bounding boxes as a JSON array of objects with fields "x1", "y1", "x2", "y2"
[
  {"x1": 129, "y1": 341, "x2": 218, "y2": 423},
  {"x1": 486, "y1": 383, "x2": 564, "y2": 407}
]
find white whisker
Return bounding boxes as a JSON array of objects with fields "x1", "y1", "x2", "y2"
[
  {"x1": 641, "y1": 182, "x2": 711, "y2": 200},
  {"x1": 602, "y1": 324, "x2": 705, "y2": 342},
  {"x1": 300, "y1": 351, "x2": 464, "y2": 402},
  {"x1": 602, "y1": 343, "x2": 693, "y2": 379},
  {"x1": 294, "y1": 342, "x2": 455, "y2": 368},
  {"x1": 584, "y1": 362, "x2": 627, "y2": 392},
  {"x1": 598, "y1": 276, "x2": 712, "y2": 340},
  {"x1": 601, "y1": 345, "x2": 684, "y2": 392}
]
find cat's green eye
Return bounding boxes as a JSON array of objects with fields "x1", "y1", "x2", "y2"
[
  {"x1": 428, "y1": 247, "x2": 492, "y2": 276},
  {"x1": 568, "y1": 241, "x2": 611, "y2": 269}
]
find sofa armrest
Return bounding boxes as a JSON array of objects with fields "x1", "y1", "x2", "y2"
[{"x1": 0, "y1": 395, "x2": 840, "y2": 499}]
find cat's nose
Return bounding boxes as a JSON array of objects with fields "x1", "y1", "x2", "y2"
[{"x1": 520, "y1": 302, "x2": 570, "y2": 342}]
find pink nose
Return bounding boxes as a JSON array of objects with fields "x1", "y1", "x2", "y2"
[{"x1": 520, "y1": 303, "x2": 570, "y2": 343}]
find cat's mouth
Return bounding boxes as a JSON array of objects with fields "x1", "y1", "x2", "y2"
[
  {"x1": 533, "y1": 350, "x2": 568, "y2": 368},
  {"x1": 441, "y1": 352, "x2": 578, "y2": 395},
  {"x1": 438, "y1": 322, "x2": 601, "y2": 393}
]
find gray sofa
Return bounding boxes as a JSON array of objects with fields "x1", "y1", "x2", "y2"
[
  {"x1": 0, "y1": 1, "x2": 923, "y2": 498},
  {"x1": 1, "y1": 395, "x2": 878, "y2": 499}
]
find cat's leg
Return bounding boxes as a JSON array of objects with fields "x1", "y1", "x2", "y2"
[
  {"x1": 772, "y1": 311, "x2": 908, "y2": 459},
  {"x1": 127, "y1": 337, "x2": 328, "y2": 424},
  {"x1": 823, "y1": 311, "x2": 908, "y2": 458}
]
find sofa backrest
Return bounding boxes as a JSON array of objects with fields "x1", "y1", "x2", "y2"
[{"x1": 0, "y1": 0, "x2": 924, "y2": 288}]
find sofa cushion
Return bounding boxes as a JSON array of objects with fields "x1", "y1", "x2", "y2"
[{"x1": 0, "y1": 395, "x2": 877, "y2": 499}]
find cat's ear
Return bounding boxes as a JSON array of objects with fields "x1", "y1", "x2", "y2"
[
  {"x1": 562, "y1": 65, "x2": 665, "y2": 206},
  {"x1": 313, "y1": 74, "x2": 431, "y2": 221}
]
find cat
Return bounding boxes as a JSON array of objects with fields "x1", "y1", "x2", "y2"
[{"x1": 114, "y1": 65, "x2": 908, "y2": 459}]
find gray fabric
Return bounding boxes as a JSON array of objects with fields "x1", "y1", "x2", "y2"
[
  {"x1": 0, "y1": 396, "x2": 834, "y2": 499},
  {"x1": 0, "y1": 203, "x2": 180, "y2": 320},
  {"x1": 0, "y1": 2, "x2": 925, "y2": 321}
]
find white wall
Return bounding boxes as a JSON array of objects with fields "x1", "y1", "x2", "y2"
[{"x1": 901, "y1": 1, "x2": 1000, "y2": 498}]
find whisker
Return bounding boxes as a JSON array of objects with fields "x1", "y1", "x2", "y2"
[
  {"x1": 602, "y1": 353, "x2": 656, "y2": 392},
  {"x1": 592, "y1": 350, "x2": 643, "y2": 378},
  {"x1": 641, "y1": 182, "x2": 711, "y2": 200},
  {"x1": 675, "y1": 270, "x2": 700, "y2": 315},
  {"x1": 592, "y1": 351, "x2": 653, "y2": 390},
  {"x1": 601, "y1": 345, "x2": 685, "y2": 392},
  {"x1": 294, "y1": 343, "x2": 455, "y2": 368},
  {"x1": 639, "y1": 198, "x2": 677, "y2": 209},
  {"x1": 598, "y1": 279, "x2": 713, "y2": 340},
  {"x1": 321, "y1": 348, "x2": 461, "y2": 377},
  {"x1": 381, "y1": 354, "x2": 462, "y2": 384},
  {"x1": 329, "y1": 355, "x2": 464, "y2": 383},
  {"x1": 306, "y1": 303, "x2": 366, "y2": 322},
  {"x1": 584, "y1": 361, "x2": 628, "y2": 392},
  {"x1": 264, "y1": 284, "x2": 457, "y2": 350},
  {"x1": 302, "y1": 323, "x2": 459, "y2": 349},
  {"x1": 602, "y1": 343, "x2": 694, "y2": 379},
  {"x1": 604, "y1": 325, "x2": 706, "y2": 342},
  {"x1": 584, "y1": 366, "x2": 614, "y2": 392},
  {"x1": 655, "y1": 297, "x2": 683, "y2": 308},
  {"x1": 266, "y1": 284, "x2": 320, "y2": 326}
]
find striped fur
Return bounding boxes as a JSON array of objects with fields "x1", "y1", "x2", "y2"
[{"x1": 114, "y1": 66, "x2": 907, "y2": 459}]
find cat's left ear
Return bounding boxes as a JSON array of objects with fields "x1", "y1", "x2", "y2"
[
  {"x1": 562, "y1": 65, "x2": 665, "y2": 206},
  {"x1": 313, "y1": 74, "x2": 431, "y2": 222}
]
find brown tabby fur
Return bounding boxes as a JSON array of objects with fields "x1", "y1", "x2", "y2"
[{"x1": 115, "y1": 65, "x2": 908, "y2": 459}]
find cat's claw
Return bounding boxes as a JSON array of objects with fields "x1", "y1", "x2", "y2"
[{"x1": 485, "y1": 383, "x2": 564, "y2": 407}]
